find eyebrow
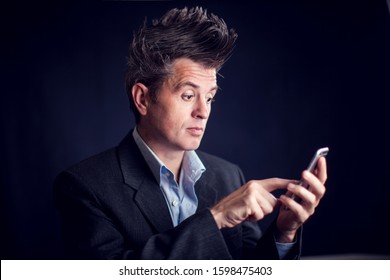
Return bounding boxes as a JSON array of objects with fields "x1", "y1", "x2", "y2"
[{"x1": 173, "y1": 81, "x2": 219, "y2": 93}]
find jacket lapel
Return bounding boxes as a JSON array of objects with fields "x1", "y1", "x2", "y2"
[
  {"x1": 117, "y1": 131, "x2": 173, "y2": 233},
  {"x1": 195, "y1": 156, "x2": 219, "y2": 212}
]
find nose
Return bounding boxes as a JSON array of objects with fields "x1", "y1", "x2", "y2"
[{"x1": 192, "y1": 97, "x2": 209, "y2": 120}]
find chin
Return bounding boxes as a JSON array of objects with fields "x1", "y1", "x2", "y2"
[
  {"x1": 182, "y1": 145, "x2": 200, "y2": 151},
  {"x1": 181, "y1": 141, "x2": 202, "y2": 151}
]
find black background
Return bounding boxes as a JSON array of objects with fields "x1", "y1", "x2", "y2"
[{"x1": 2, "y1": 0, "x2": 390, "y2": 259}]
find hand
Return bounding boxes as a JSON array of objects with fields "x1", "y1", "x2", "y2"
[
  {"x1": 276, "y1": 157, "x2": 327, "y2": 242},
  {"x1": 210, "y1": 178, "x2": 292, "y2": 229}
]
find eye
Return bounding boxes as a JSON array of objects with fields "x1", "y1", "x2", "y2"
[
  {"x1": 182, "y1": 92, "x2": 195, "y2": 101},
  {"x1": 206, "y1": 96, "x2": 215, "y2": 104}
]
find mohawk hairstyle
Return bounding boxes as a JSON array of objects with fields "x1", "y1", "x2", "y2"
[{"x1": 125, "y1": 6, "x2": 238, "y2": 122}]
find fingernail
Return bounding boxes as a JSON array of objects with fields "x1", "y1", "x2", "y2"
[
  {"x1": 303, "y1": 170, "x2": 310, "y2": 178},
  {"x1": 287, "y1": 183, "x2": 295, "y2": 190}
]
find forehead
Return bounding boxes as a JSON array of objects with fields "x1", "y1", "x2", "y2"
[{"x1": 167, "y1": 58, "x2": 217, "y2": 89}]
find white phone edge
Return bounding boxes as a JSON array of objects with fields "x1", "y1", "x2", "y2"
[
  {"x1": 306, "y1": 147, "x2": 329, "y2": 173},
  {"x1": 286, "y1": 147, "x2": 329, "y2": 209}
]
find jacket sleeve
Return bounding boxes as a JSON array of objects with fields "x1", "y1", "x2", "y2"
[{"x1": 53, "y1": 170, "x2": 232, "y2": 260}]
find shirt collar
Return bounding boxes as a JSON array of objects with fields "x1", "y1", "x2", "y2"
[
  {"x1": 132, "y1": 127, "x2": 206, "y2": 184},
  {"x1": 182, "y1": 149, "x2": 206, "y2": 183}
]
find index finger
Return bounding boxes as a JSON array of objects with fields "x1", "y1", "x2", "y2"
[
  {"x1": 255, "y1": 178, "x2": 295, "y2": 192},
  {"x1": 316, "y1": 157, "x2": 328, "y2": 184}
]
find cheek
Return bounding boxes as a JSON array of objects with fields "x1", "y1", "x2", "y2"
[
  {"x1": 157, "y1": 108, "x2": 185, "y2": 132},
  {"x1": 168, "y1": 107, "x2": 189, "y2": 123},
  {"x1": 149, "y1": 101, "x2": 191, "y2": 131}
]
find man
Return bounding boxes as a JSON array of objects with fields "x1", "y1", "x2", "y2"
[{"x1": 54, "y1": 7, "x2": 327, "y2": 259}]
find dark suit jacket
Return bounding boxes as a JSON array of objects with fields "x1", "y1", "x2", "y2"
[{"x1": 54, "y1": 131, "x2": 301, "y2": 259}]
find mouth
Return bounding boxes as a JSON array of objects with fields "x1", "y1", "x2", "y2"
[{"x1": 187, "y1": 127, "x2": 204, "y2": 136}]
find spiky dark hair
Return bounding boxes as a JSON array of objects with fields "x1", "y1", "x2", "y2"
[{"x1": 125, "y1": 6, "x2": 238, "y2": 122}]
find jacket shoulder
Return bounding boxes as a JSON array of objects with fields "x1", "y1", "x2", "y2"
[{"x1": 56, "y1": 147, "x2": 122, "y2": 186}]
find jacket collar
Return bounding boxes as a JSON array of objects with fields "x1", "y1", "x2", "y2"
[
  {"x1": 195, "y1": 152, "x2": 219, "y2": 212},
  {"x1": 117, "y1": 131, "x2": 173, "y2": 232},
  {"x1": 117, "y1": 130, "x2": 219, "y2": 231}
]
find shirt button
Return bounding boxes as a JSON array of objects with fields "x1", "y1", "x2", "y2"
[{"x1": 172, "y1": 200, "x2": 178, "y2": 207}]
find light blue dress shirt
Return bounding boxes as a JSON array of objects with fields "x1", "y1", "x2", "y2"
[
  {"x1": 133, "y1": 129, "x2": 205, "y2": 226},
  {"x1": 132, "y1": 128, "x2": 294, "y2": 258}
]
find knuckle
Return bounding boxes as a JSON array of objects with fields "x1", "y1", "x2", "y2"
[
  {"x1": 249, "y1": 180, "x2": 259, "y2": 187},
  {"x1": 246, "y1": 181, "x2": 259, "y2": 193},
  {"x1": 304, "y1": 210, "x2": 313, "y2": 220},
  {"x1": 247, "y1": 180, "x2": 256, "y2": 186},
  {"x1": 255, "y1": 211, "x2": 264, "y2": 220},
  {"x1": 263, "y1": 204, "x2": 273, "y2": 214},
  {"x1": 247, "y1": 196, "x2": 257, "y2": 207}
]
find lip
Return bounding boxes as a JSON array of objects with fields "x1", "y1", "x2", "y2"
[{"x1": 187, "y1": 127, "x2": 204, "y2": 136}]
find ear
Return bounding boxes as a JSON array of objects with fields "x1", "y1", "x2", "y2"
[{"x1": 131, "y1": 83, "x2": 150, "y2": 117}]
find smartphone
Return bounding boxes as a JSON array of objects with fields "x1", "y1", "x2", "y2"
[
  {"x1": 299, "y1": 147, "x2": 329, "y2": 188},
  {"x1": 288, "y1": 147, "x2": 329, "y2": 204}
]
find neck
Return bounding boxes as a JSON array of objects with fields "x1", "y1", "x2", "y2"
[
  {"x1": 158, "y1": 151, "x2": 183, "y2": 182},
  {"x1": 136, "y1": 126, "x2": 184, "y2": 180}
]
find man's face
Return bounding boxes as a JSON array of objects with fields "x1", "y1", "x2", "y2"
[{"x1": 140, "y1": 58, "x2": 217, "y2": 154}]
